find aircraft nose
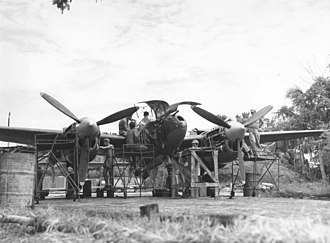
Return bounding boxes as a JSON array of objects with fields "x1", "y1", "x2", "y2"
[{"x1": 225, "y1": 122, "x2": 246, "y2": 142}]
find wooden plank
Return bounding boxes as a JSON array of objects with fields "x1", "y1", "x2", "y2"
[
  {"x1": 212, "y1": 150, "x2": 219, "y2": 183},
  {"x1": 191, "y1": 182, "x2": 219, "y2": 187}
]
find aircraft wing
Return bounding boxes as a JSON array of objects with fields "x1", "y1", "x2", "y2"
[
  {"x1": 0, "y1": 126, "x2": 127, "y2": 149},
  {"x1": 99, "y1": 133, "x2": 126, "y2": 148},
  {"x1": 0, "y1": 126, "x2": 62, "y2": 146},
  {"x1": 182, "y1": 130, "x2": 324, "y2": 149},
  {"x1": 249, "y1": 130, "x2": 324, "y2": 144}
]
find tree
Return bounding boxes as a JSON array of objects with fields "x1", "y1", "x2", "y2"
[
  {"x1": 285, "y1": 77, "x2": 330, "y2": 130},
  {"x1": 52, "y1": 0, "x2": 72, "y2": 13},
  {"x1": 272, "y1": 77, "x2": 330, "y2": 181}
]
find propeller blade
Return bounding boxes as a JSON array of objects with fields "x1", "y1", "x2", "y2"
[
  {"x1": 243, "y1": 105, "x2": 273, "y2": 127},
  {"x1": 191, "y1": 106, "x2": 231, "y2": 129},
  {"x1": 78, "y1": 138, "x2": 90, "y2": 185},
  {"x1": 40, "y1": 92, "x2": 80, "y2": 123},
  {"x1": 97, "y1": 106, "x2": 139, "y2": 126},
  {"x1": 165, "y1": 101, "x2": 202, "y2": 116},
  {"x1": 237, "y1": 140, "x2": 246, "y2": 183}
]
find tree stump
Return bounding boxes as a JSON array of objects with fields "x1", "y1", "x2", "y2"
[{"x1": 140, "y1": 204, "x2": 159, "y2": 221}]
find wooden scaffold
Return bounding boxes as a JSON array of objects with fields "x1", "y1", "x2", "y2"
[{"x1": 172, "y1": 148, "x2": 221, "y2": 198}]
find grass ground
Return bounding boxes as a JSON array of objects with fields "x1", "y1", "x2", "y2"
[
  {"x1": 0, "y1": 159, "x2": 329, "y2": 242},
  {"x1": 1, "y1": 205, "x2": 329, "y2": 243},
  {"x1": 219, "y1": 159, "x2": 330, "y2": 199}
]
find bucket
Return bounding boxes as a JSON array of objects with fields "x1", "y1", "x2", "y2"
[
  {"x1": 243, "y1": 172, "x2": 260, "y2": 197},
  {"x1": 0, "y1": 152, "x2": 36, "y2": 208}
]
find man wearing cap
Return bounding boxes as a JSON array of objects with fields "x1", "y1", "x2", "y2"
[
  {"x1": 191, "y1": 139, "x2": 200, "y2": 149},
  {"x1": 99, "y1": 138, "x2": 114, "y2": 190},
  {"x1": 247, "y1": 109, "x2": 263, "y2": 157}
]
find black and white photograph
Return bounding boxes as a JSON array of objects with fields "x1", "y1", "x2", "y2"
[{"x1": 0, "y1": 1, "x2": 330, "y2": 242}]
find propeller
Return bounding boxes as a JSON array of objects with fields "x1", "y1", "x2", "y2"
[
  {"x1": 97, "y1": 106, "x2": 139, "y2": 126},
  {"x1": 191, "y1": 106, "x2": 231, "y2": 129},
  {"x1": 40, "y1": 92, "x2": 80, "y2": 123},
  {"x1": 243, "y1": 105, "x2": 273, "y2": 127}
]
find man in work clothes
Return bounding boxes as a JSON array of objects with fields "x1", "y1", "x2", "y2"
[
  {"x1": 247, "y1": 109, "x2": 263, "y2": 157},
  {"x1": 138, "y1": 111, "x2": 151, "y2": 131},
  {"x1": 126, "y1": 121, "x2": 139, "y2": 169},
  {"x1": 119, "y1": 116, "x2": 132, "y2": 137},
  {"x1": 99, "y1": 138, "x2": 114, "y2": 190}
]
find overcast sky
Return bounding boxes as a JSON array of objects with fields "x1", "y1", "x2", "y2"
[{"x1": 1, "y1": 0, "x2": 330, "y2": 135}]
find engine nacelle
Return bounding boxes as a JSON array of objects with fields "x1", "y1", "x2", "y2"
[{"x1": 216, "y1": 140, "x2": 242, "y2": 163}]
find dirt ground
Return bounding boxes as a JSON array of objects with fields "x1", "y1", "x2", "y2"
[{"x1": 35, "y1": 193, "x2": 330, "y2": 222}]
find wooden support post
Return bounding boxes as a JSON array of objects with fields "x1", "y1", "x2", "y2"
[{"x1": 212, "y1": 150, "x2": 220, "y2": 197}]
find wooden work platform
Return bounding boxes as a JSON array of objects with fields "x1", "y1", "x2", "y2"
[{"x1": 173, "y1": 148, "x2": 221, "y2": 198}]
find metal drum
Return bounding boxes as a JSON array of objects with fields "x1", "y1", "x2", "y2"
[
  {"x1": 243, "y1": 172, "x2": 260, "y2": 197},
  {"x1": 0, "y1": 152, "x2": 35, "y2": 208}
]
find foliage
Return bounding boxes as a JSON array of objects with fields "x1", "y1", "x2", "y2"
[
  {"x1": 52, "y1": 0, "x2": 72, "y2": 13},
  {"x1": 263, "y1": 77, "x2": 330, "y2": 181},
  {"x1": 275, "y1": 77, "x2": 330, "y2": 130}
]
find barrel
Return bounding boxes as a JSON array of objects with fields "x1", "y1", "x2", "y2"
[
  {"x1": 0, "y1": 152, "x2": 36, "y2": 208},
  {"x1": 243, "y1": 172, "x2": 260, "y2": 197}
]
